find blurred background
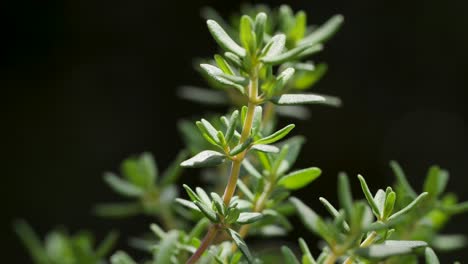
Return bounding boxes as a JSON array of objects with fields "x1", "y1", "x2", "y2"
[{"x1": 2, "y1": 0, "x2": 468, "y2": 262}]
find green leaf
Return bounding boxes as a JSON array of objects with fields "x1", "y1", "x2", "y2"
[
  {"x1": 432, "y1": 234, "x2": 467, "y2": 251},
  {"x1": 242, "y1": 159, "x2": 262, "y2": 179},
  {"x1": 251, "y1": 106, "x2": 262, "y2": 136},
  {"x1": 194, "y1": 201, "x2": 218, "y2": 222},
  {"x1": 96, "y1": 231, "x2": 119, "y2": 258},
  {"x1": 229, "y1": 137, "x2": 253, "y2": 156},
  {"x1": 299, "y1": 14, "x2": 344, "y2": 46},
  {"x1": 357, "y1": 175, "x2": 381, "y2": 218},
  {"x1": 425, "y1": 247, "x2": 440, "y2": 264},
  {"x1": 180, "y1": 150, "x2": 226, "y2": 168},
  {"x1": 298, "y1": 238, "x2": 316, "y2": 264},
  {"x1": 94, "y1": 202, "x2": 142, "y2": 218},
  {"x1": 211, "y1": 192, "x2": 225, "y2": 215},
  {"x1": 183, "y1": 184, "x2": 202, "y2": 204},
  {"x1": 110, "y1": 251, "x2": 137, "y2": 264},
  {"x1": 240, "y1": 15, "x2": 255, "y2": 53},
  {"x1": 13, "y1": 220, "x2": 49, "y2": 264},
  {"x1": 389, "y1": 160, "x2": 417, "y2": 198},
  {"x1": 178, "y1": 86, "x2": 228, "y2": 105},
  {"x1": 207, "y1": 19, "x2": 246, "y2": 57},
  {"x1": 255, "y1": 124, "x2": 295, "y2": 145},
  {"x1": 200, "y1": 64, "x2": 247, "y2": 92},
  {"x1": 373, "y1": 189, "x2": 386, "y2": 216},
  {"x1": 121, "y1": 153, "x2": 157, "y2": 189},
  {"x1": 271, "y1": 93, "x2": 341, "y2": 107},
  {"x1": 382, "y1": 190, "x2": 396, "y2": 220},
  {"x1": 254, "y1": 12, "x2": 267, "y2": 46},
  {"x1": 214, "y1": 54, "x2": 234, "y2": 75},
  {"x1": 354, "y1": 240, "x2": 427, "y2": 259},
  {"x1": 261, "y1": 34, "x2": 285, "y2": 58},
  {"x1": 293, "y1": 63, "x2": 328, "y2": 90},
  {"x1": 278, "y1": 167, "x2": 321, "y2": 190},
  {"x1": 261, "y1": 43, "x2": 322, "y2": 65},
  {"x1": 338, "y1": 173, "x2": 353, "y2": 219},
  {"x1": 236, "y1": 212, "x2": 263, "y2": 224},
  {"x1": 318, "y1": 197, "x2": 350, "y2": 231},
  {"x1": 155, "y1": 231, "x2": 179, "y2": 263},
  {"x1": 288, "y1": 11, "x2": 307, "y2": 43},
  {"x1": 388, "y1": 192, "x2": 428, "y2": 221},
  {"x1": 196, "y1": 187, "x2": 212, "y2": 206},
  {"x1": 281, "y1": 246, "x2": 300, "y2": 264},
  {"x1": 272, "y1": 68, "x2": 295, "y2": 95},
  {"x1": 276, "y1": 136, "x2": 305, "y2": 175},
  {"x1": 225, "y1": 110, "x2": 239, "y2": 143},
  {"x1": 175, "y1": 198, "x2": 200, "y2": 212},
  {"x1": 224, "y1": 52, "x2": 243, "y2": 68},
  {"x1": 423, "y1": 165, "x2": 449, "y2": 198},
  {"x1": 227, "y1": 229, "x2": 253, "y2": 263},
  {"x1": 251, "y1": 144, "x2": 279, "y2": 153},
  {"x1": 104, "y1": 173, "x2": 144, "y2": 198},
  {"x1": 290, "y1": 197, "x2": 323, "y2": 235},
  {"x1": 237, "y1": 180, "x2": 254, "y2": 201}
]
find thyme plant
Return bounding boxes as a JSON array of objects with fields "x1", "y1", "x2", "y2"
[{"x1": 15, "y1": 4, "x2": 468, "y2": 264}]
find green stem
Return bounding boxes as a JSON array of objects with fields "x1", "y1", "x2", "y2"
[
  {"x1": 187, "y1": 66, "x2": 259, "y2": 264},
  {"x1": 343, "y1": 231, "x2": 378, "y2": 264}
]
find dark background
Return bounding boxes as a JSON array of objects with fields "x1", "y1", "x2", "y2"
[{"x1": 2, "y1": 0, "x2": 468, "y2": 262}]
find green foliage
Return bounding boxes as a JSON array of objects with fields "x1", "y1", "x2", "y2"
[
  {"x1": 15, "y1": 4, "x2": 467, "y2": 264},
  {"x1": 14, "y1": 220, "x2": 118, "y2": 264}
]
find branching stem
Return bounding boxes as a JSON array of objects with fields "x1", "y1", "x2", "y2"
[{"x1": 187, "y1": 66, "x2": 259, "y2": 263}]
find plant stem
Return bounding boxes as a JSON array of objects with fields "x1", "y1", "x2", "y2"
[
  {"x1": 187, "y1": 67, "x2": 259, "y2": 263},
  {"x1": 186, "y1": 225, "x2": 218, "y2": 264},
  {"x1": 343, "y1": 231, "x2": 378, "y2": 264}
]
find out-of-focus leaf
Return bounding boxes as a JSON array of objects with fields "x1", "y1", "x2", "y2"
[
  {"x1": 251, "y1": 144, "x2": 279, "y2": 153},
  {"x1": 94, "y1": 202, "x2": 141, "y2": 218},
  {"x1": 354, "y1": 240, "x2": 427, "y2": 259},
  {"x1": 103, "y1": 173, "x2": 144, "y2": 198},
  {"x1": 298, "y1": 14, "x2": 344, "y2": 46},
  {"x1": 388, "y1": 192, "x2": 428, "y2": 221},
  {"x1": 96, "y1": 231, "x2": 119, "y2": 258},
  {"x1": 155, "y1": 231, "x2": 179, "y2": 263},
  {"x1": 389, "y1": 161, "x2": 417, "y2": 198},
  {"x1": 423, "y1": 165, "x2": 449, "y2": 198},
  {"x1": 13, "y1": 220, "x2": 49, "y2": 264},
  {"x1": 110, "y1": 251, "x2": 137, "y2": 264},
  {"x1": 281, "y1": 246, "x2": 300, "y2": 264},
  {"x1": 278, "y1": 167, "x2": 321, "y2": 190}
]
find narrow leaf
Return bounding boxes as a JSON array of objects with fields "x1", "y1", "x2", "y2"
[
  {"x1": 338, "y1": 173, "x2": 353, "y2": 219},
  {"x1": 225, "y1": 110, "x2": 239, "y2": 143},
  {"x1": 155, "y1": 231, "x2": 179, "y2": 263},
  {"x1": 389, "y1": 161, "x2": 417, "y2": 198},
  {"x1": 180, "y1": 150, "x2": 225, "y2": 168},
  {"x1": 207, "y1": 20, "x2": 246, "y2": 57},
  {"x1": 425, "y1": 247, "x2": 440, "y2": 264},
  {"x1": 262, "y1": 34, "x2": 286, "y2": 58},
  {"x1": 255, "y1": 124, "x2": 295, "y2": 145},
  {"x1": 358, "y1": 175, "x2": 381, "y2": 218},
  {"x1": 388, "y1": 192, "x2": 428, "y2": 221},
  {"x1": 278, "y1": 167, "x2": 321, "y2": 190},
  {"x1": 236, "y1": 212, "x2": 263, "y2": 224},
  {"x1": 299, "y1": 14, "x2": 344, "y2": 46},
  {"x1": 261, "y1": 43, "x2": 322, "y2": 65},
  {"x1": 194, "y1": 201, "x2": 218, "y2": 222},
  {"x1": 298, "y1": 238, "x2": 316, "y2": 264},
  {"x1": 354, "y1": 240, "x2": 427, "y2": 259},
  {"x1": 214, "y1": 54, "x2": 234, "y2": 75},
  {"x1": 251, "y1": 144, "x2": 279, "y2": 153},
  {"x1": 229, "y1": 137, "x2": 253, "y2": 156},
  {"x1": 423, "y1": 165, "x2": 449, "y2": 198},
  {"x1": 282, "y1": 246, "x2": 300, "y2": 264},
  {"x1": 227, "y1": 229, "x2": 253, "y2": 263},
  {"x1": 104, "y1": 173, "x2": 144, "y2": 197},
  {"x1": 110, "y1": 251, "x2": 137, "y2": 264},
  {"x1": 271, "y1": 93, "x2": 341, "y2": 107}
]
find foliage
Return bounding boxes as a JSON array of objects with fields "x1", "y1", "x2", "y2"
[{"x1": 15, "y1": 4, "x2": 467, "y2": 264}]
